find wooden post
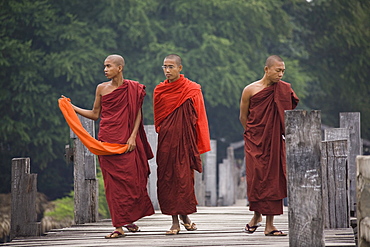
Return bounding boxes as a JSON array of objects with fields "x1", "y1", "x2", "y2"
[
  {"x1": 144, "y1": 125, "x2": 159, "y2": 210},
  {"x1": 340, "y1": 112, "x2": 362, "y2": 214},
  {"x1": 285, "y1": 110, "x2": 324, "y2": 247},
  {"x1": 10, "y1": 158, "x2": 41, "y2": 239},
  {"x1": 321, "y1": 140, "x2": 349, "y2": 228},
  {"x1": 70, "y1": 115, "x2": 98, "y2": 224},
  {"x1": 356, "y1": 156, "x2": 370, "y2": 247},
  {"x1": 204, "y1": 140, "x2": 217, "y2": 206},
  {"x1": 218, "y1": 147, "x2": 236, "y2": 206}
]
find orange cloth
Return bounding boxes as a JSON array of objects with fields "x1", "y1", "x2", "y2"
[
  {"x1": 58, "y1": 97, "x2": 128, "y2": 155},
  {"x1": 153, "y1": 74, "x2": 210, "y2": 154}
]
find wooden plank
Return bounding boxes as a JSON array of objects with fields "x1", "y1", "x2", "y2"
[{"x1": 285, "y1": 110, "x2": 324, "y2": 247}]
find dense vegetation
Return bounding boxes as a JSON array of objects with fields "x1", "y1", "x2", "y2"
[{"x1": 1, "y1": 0, "x2": 369, "y2": 200}]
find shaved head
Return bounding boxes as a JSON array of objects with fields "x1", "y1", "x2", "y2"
[
  {"x1": 106, "y1": 54, "x2": 125, "y2": 67},
  {"x1": 164, "y1": 54, "x2": 182, "y2": 66},
  {"x1": 265, "y1": 55, "x2": 284, "y2": 68}
]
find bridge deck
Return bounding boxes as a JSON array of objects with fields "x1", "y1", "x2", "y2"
[{"x1": 3, "y1": 200, "x2": 355, "y2": 247}]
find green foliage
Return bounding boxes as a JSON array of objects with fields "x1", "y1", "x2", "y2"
[{"x1": 44, "y1": 191, "x2": 74, "y2": 221}]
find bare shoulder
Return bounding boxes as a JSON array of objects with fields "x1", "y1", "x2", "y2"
[
  {"x1": 97, "y1": 81, "x2": 115, "y2": 96},
  {"x1": 242, "y1": 80, "x2": 263, "y2": 98}
]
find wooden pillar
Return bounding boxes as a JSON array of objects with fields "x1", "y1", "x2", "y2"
[
  {"x1": 144, "y1": 125, "x2": 159, "y2": 210},
  {"x1": 218, "y1": 147, "x2": 236, "y2": 206},
  {"x1": 340, "y1": 112, "x2": 362, "y2": 214},
  {"x1": 204, "y1": 140, "x2": 217, "y2": 206},
  {"x1": 321, "y1": 140, "x2": 349, "y2": 228},
  {"x1": 71, "y1": 115, "x2": 98, "y2": 224},
  {"x1": 356, "y1": 156, "x2": 370, "y2": 247},
  {"x1": 285, "y1": 110, "x2": 324, "y2": 247},
  {"x1": 10, "y1": 158, "x2": 40, "y2": 239}
]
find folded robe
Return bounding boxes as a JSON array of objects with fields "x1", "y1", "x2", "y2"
[{"x1": 58, "y1": 97, "x2": 128, "y2": 155}]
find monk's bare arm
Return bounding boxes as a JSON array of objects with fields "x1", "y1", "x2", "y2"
[
  {"x1": 126, "y1": 109, "x2": 142, "y2": 152},
  {"x1": 239, "y1": 86, "x2": 252, "y2": 130},
  {"x1": 71, "y1": 85, "x2": 102, "y2": 121}
]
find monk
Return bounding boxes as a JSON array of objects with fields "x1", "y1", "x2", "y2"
[
  {"x1": 239, "y1": 55, "x2": 299, "y2": 236},
  {"x1": 153, "y1": 54, "x2": 211, "y2": 235},
  {"x1": 62, "y1": 54, "x2": 154, "y2": 238}
]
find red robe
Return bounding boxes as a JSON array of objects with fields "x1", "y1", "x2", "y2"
[
  {"x1": 98, "y1": 79, "x2": 154, "y2": 227},
  {"x1": 153, "y1": 75, "x2": 210, "y2": 215},
  {"x1": 244, "y1": 80, "x2": 299, "y2": 215}
]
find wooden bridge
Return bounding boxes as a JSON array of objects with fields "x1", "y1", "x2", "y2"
[{"x1": 2, "y1": 200, "x2": 356, "y2": 247}]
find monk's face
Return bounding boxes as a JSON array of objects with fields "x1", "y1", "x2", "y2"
[
  {"x1": 265, "y1": 60, "x2": 285, "y2": 83},
  {"x1": 163, "y1": 58, "x2": 182, "y2": 83},
  {"x1": 104, "y1": 58, "x2": 123, "y2": 80}
]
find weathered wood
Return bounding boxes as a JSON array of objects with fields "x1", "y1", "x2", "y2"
[
  {"x1": 321, "y1": 140, "x2": 349, "y2": 228},
  {"x1": 10, "y1": 158, "x2": 41, "y2": 239},
  {"x1": 70, "y1": 115, "x2": 98, "y2": 224},
  {"x1": 203, "y1": 140, "x2": 217, "y2": 206},
  {"x1": 144, "y1": 125, "x2": 159, "y2": 210},
  {"x1": 340, "y1": 112, "x2": 362, "y2": 214},
  {"x1": 356, "y1": 155, "x2": 370, "y2": 247},
  {"x1": 285, "y1": 110, "x2": 324, "y2": 247}
]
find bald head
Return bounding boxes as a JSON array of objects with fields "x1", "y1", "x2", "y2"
[
  {"x1": 265, "y1": 55, "x2": 284, "y2": 68},
  {"x1": 164, "y1": 54, "x2": 182, "y2": 66},
  {"x1": 106, "y1": 54, "x2": 125, "y2": 67}
]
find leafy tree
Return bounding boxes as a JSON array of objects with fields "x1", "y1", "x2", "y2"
[{"x1": 290, "y1": 0, "x2": 370, "y2": 139}]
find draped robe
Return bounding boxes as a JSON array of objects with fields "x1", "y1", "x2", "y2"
[
  {"x1": 154, "y1": 75, "x2": 210, "y2": 215},
  {"x1": 98, "y1": 80, "x2": 154, "y2": 227},
  {"x1": 244, "y1": 80, "x2": 299, "y2": 215}
]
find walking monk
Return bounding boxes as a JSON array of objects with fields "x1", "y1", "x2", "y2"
[
  {"x1": 60, "y1": 54, "x2": 154, "y2": 238},
  {"x1": 239, "y1": 55, "x2": 299, "y2": 236},
  {"x1": 153, "y1": 54, "x2": 211, "y2": 235}
]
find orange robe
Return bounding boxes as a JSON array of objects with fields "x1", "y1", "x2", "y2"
[
  {"x1": 244, "y1": 80, "x2": 299, "y2": 215},
  {"x1": 154, "y1": 74, "x2": 210, "y2": 215}
]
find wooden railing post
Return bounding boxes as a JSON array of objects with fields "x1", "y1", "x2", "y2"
[
  {"x1": 204, "y1": 140, "x2": 217, "y2": 206},
  {"x1": 340, "y1": 112, "x2": 362, "y2": 214},
  {"x1": 285, "y1": 110, "x2": 324, "y2": 247},
  {"x1": 321, "y1": 140, "x2": 349, "y2": 228},
  {"x1": 356, "y1": 155, "x2": 370, "y2": 247},
  {"x1": 10, "y1": 158, "x2": 40, "y2": 239},
  {"x1": 70, "y1": 116, "x2": 98, "y2": 224}
]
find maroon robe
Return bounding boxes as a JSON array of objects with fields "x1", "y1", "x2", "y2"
[
  {"x1": 98, "y1": 79, "x2": 154, "y2": 227},
  {"x1": 244, "y1": 80, "x2": 299, "y2": 215},
  {"x1": 156, "y1": 99, "x2": 201, "y2": 215}
]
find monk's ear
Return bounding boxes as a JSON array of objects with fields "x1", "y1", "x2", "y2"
[
  {"x1": 264, "y1": 66, "x2": 268, "y2": 73},
  {"x1": 118, "y1": 65, "x2": 123, "y2": 72},
  {"x1": 179, "y1": 64, "x2": 183, "y2": 72}
]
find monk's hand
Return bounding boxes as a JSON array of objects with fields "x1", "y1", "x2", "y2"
[{"x1": 126, "y1": 136, "x2": 137, "y2": 152}]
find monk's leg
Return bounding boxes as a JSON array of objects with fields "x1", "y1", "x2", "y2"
[
  {"x1": 165, "y1": 215, "x2": 180, "y2": 234},
  {"x1": 247, "y1": 211, "x2": 262, "y2": 227}
]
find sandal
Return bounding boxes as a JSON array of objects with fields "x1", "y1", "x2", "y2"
[
  {"x1": 104, "y1": 230, "x2": 125, "y2": 239},
  {"x1": 165, "y1": 228, "x2": 180, "y2": 235},
  {"x1": 265, "y1": 230, "x2": 287, "y2": 236},
  {"x1": 181, "y1": 222, "x2": 197, "y2": 231},
  {"x1": 243, "y1": 222, "x2": 261, "y2": 234},
  {"x1": 124, "y1": 223, "x2": 140, "y2": 232}
]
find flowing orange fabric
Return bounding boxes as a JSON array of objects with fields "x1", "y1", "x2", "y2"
[
  {"x1": 244, "y1": 80, "x2": 299, "y2": 215},
  {"x1": 58, "y1": 97, "x2": 128, "y2": 155},
  {"x1": 153, "y1": 74, "x2": 210, "y2": 154}
]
